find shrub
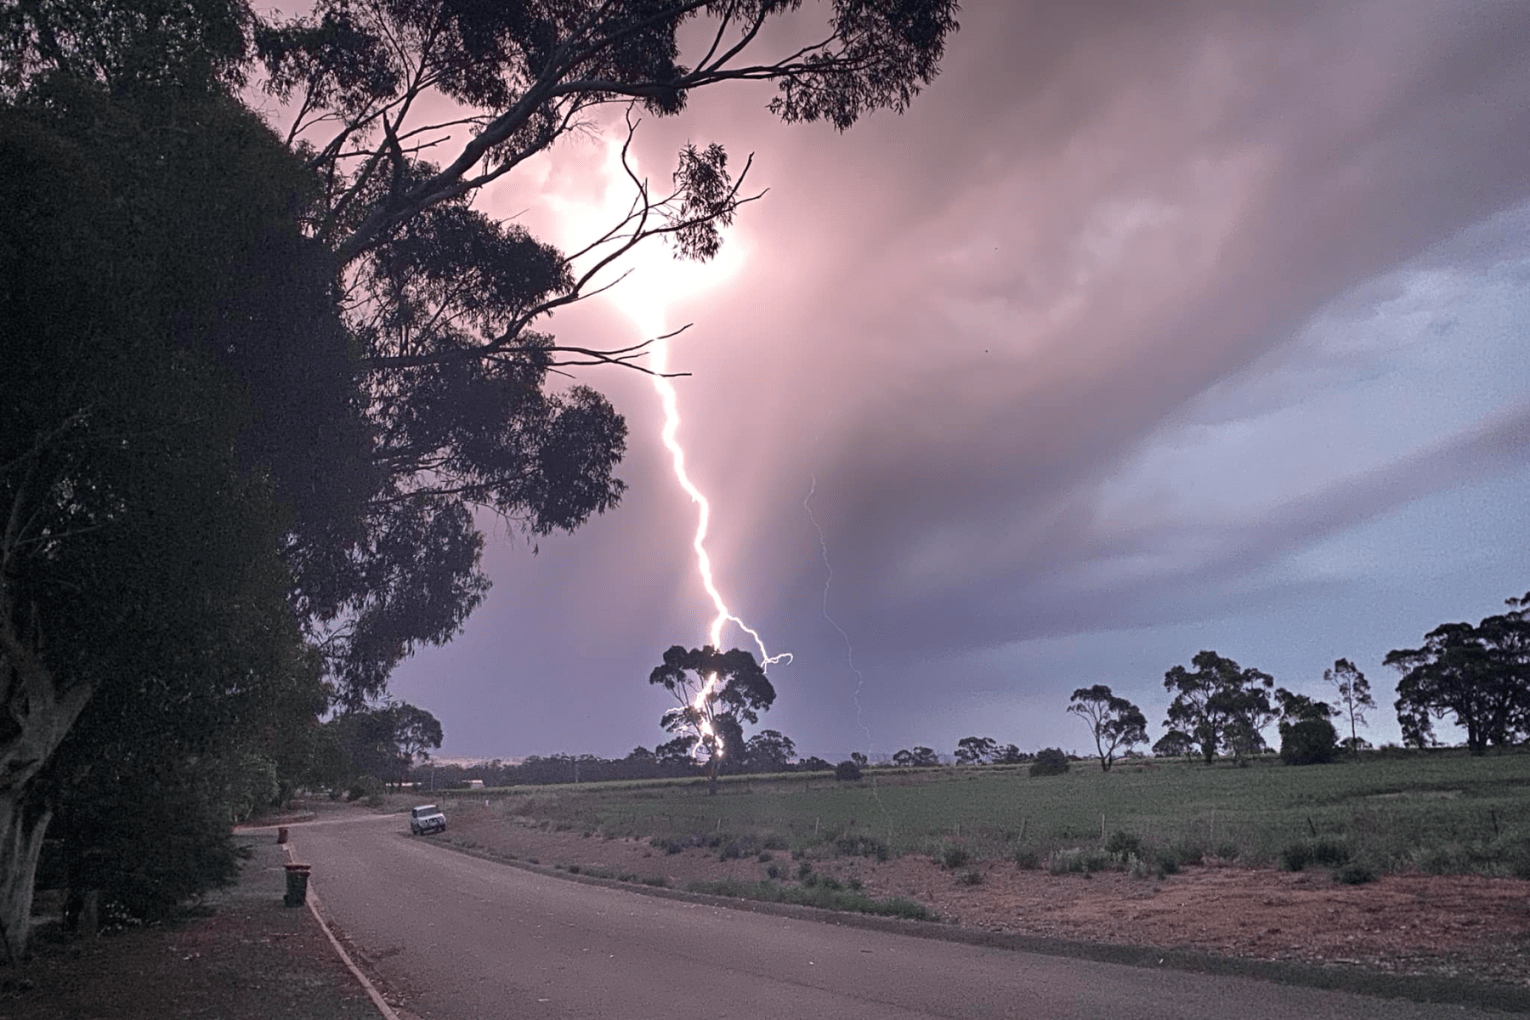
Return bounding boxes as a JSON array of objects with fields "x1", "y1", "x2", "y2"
[
  {"x1": 1280, "y1": 718, "x2": 1339, "y2": 765},
  {"x1": 1332, "y1": 860, "x2": 1377, "y2": 885},
  {"x1": 1013, "y1": 847, "x2": 1041, "y2": 870},
  {"x1": 1029, "y1": 748, "x2": 1070, "y2": 777},
  {"x1": 834, "y1": 759, "x2": 863, "y2": 782},
  {"x1": 797, "y1": 860, "x2": 813, "y2": 880},
  {"x1": 936, "y1": 842, "x2": 971, "y2": 869},
  {"x1": 834, "y1": 834, "x2": 888, "y2": 859},
  {"x1": 765, "y1": 863, "x2": 782, "y2": 880},
  {"x1": 685, "y1": 879, "x2": 930, "y2": 921},
  {"x1": 346, "y1": 774, "x2": 382, "y2": 803},
  {"x1": 1104, "y1": 830, "x2": 1142, "y2": 859},
  {"x1": 757, "y1": 851, "x2": 773, "y2": 863},
  {"x1": 957, "y1": 869, "x2": 983, "y2": 886},
  {"x1": 1047, "y1": 847, "x2": 1114, "y2": 874},
  {"x1": 1280, "y1": 836, "x2": 1351, "y2": 872}
]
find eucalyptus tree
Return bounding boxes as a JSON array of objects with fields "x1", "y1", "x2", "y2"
[
  {"x1": 1388, "y1": 591, "x2": 1530, "y2": 755},
  {"x1": 648, "y1": 645, "x2": 775, "y2": 794},
  {"x1": 1162, "y1": 651, "x2": 1276, "y2": 764},
  {"x1": 954, "y1": 735, "x2": 998, "y2": 764},
  {"x1": 1066, "y1": 685, "x2": 1148, "y2": 771},
  {"x1": 1322, "y1": 658, "x2": 1376, "y2": 755},
  {"x1": 0, "y1": 0, "x2": 961, "y2": 953}
]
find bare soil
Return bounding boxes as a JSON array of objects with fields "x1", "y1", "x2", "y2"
[
  {"x1": 446, "y1": 812, "x2": 1530, "y2": 989},
  {"x1": 0, "y1": 839, "x2": 377, "y2": 1020}
]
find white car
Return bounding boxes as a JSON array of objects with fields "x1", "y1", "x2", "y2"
[{"x1": 409, "y1": 804, "x2": 447, "y2": 835}]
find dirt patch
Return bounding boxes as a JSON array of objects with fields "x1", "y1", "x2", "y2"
[
  {"x1": 0, "y1": 841, "x2": 377, "y2": 1020},
  {"x1": 444, "y1": 813, "x2": 1530, "y2": 988}
]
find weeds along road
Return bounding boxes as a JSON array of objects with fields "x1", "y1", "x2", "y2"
[{"x1": 291, "y1": 810, "x2": 1498, "y2": 1020}]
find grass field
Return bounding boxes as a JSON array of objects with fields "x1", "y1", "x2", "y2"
[{"x1": 425, "y1": 750, "x2": 1530, "y2": 877}]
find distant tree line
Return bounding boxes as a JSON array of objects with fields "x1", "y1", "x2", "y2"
[{"x1": 411, "y1": 729, "x2": 837, "y2": 790}]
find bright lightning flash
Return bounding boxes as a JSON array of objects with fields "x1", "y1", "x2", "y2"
[
  {"x1": 596, "y1": 217, "x2": 788, "y2": 760},
  {"x1": 647, "y1": 333, "x2": 791, "y2": 758}
]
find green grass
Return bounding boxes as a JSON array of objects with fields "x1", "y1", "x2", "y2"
[{"x1": 431, "y1": 750, "x2": 1530, "y2": 878}]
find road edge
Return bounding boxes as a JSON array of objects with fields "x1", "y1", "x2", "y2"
[
  {"x1": 426, "y1": 835, "x2": 1530, "y2": 1015},
  {"x1": 283, "y1": 843, "x2": 405, "y2": 1020}
]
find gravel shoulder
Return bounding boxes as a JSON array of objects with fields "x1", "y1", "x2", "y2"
[
  {"x1": 0, "y1": 837, "x2": 379, "y2": 1020},
  {"x1": 440, "y1": 806, "x2": 1530, "y2": 993}
]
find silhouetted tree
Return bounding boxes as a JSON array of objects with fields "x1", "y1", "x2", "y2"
[
  {"x1": 1029, "y1": 748, "x2": 1069, "y2": 777},
  {"x1": 1274, "y1": 688, "x2": 1337, "y2": 765},
  {"x1": 1162, "y1": 651, "x2": 1276, "y2": 764},
  {"x1": 1153, "y1": 730, "x2": 1196, "y2": 760},
  {"x1": 1323, "y1": 659, "x2": 1376, "y2": 756},
  {"x1": 648, "y1": 645, "x2": 775, "y2": 794},
  {"x1": 954, "y1": 736, "x2": 998, "y2": 765},
  {"x1": 1388, "y1": 592, "x2": 1530, "y2": 755},
  {"x1": 1066, "y1": 685, "x2": 1148, "y2": 771},
  {"x1": 391, "y1": 704, "x2": 444, "y2": 788},
  {"x1": 743, "y1": 729, "x2": 796, "y2": 773}
]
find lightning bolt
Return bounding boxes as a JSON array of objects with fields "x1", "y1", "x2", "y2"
[
  {"x1": 651, "y1": 336, "x2": 790, "y2": 757},
  {"x1": 806, "y1": 475, "x2": 891, "y2": 832}
]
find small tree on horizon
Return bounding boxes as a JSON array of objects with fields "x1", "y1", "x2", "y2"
[
  {"x1": 1323, "y1": 659, "x2": 1377, "y2": 756},
  {"x1": 1066, "y1": 685, "x2": 1148, "y2": 772},
  {"x1": 954, "y1": 736, "x2": 999, "y2": 765}
]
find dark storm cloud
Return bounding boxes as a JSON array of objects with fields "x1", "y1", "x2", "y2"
[{"x1": 394, "y1": 2, "x2": 1530, "y2": 757}]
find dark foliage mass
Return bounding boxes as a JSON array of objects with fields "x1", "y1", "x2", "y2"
[
  {"x1": 1162, "y1": 651, "x2": 1276, "y2": 764},
  {"x1": 1028, "y1": 747, "x2": 1070, "y2": 777},
  {"x1": 1388, "y1": 592, "x2": 1530, "y2": 755},
  {"x1": 1, "y1": 0, "x2": 960, "y2": 946},
  {"x1": 649, "y1": 645, "x2": 775, "y2": 793},
  {"x1": 1067, "y1": 685, "x2": 1148, "y2": 771}
]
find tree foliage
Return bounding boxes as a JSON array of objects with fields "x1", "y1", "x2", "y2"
[
  {"x1": 0, "y1": 79, "x2": 359, "y2": 957},
  {"x1": 1162, "y1": 651, "x2": 1276, "y2": 764},
  {"x1": 1322, "y1": 658, "x2": 1375, "y2": 756},
  {"x1": 743, "y1": 728, "x2": 796, "y2": 773},
  {"x1": 1274, "y1": 687, "x2": 1337, "y2": 766},
  {"x1": 953, "y1": 736, "x2": 997, "y2": 765},
  {"x1": 1066, "y1": 685, "x2": 1148, "y2": 771},
  {"x1": 0, "y1": 0, "x2": 961, "y2": 950},
  {"x1": 1387, "y1": 592, "x2": 1530, "y2": 755},
  {"x1": 648, "y1": 645, "x2": 775, "y2": 793},
  {"x1": 1029, "y1": 747, "x2": 1069, "y2": 777}
]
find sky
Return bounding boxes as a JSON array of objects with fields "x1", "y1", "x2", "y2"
[{"x1": 389, "y1": 1, "x2": 1530, "y2": 763}]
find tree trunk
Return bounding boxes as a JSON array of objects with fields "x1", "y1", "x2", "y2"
[
  {"x1": 0, "y1": 626, "x2": 94, "y2": 963},
  {"x1": 0, "y1": 788, "x2": 55, "y2": 966},
  {"x1": 707, "y1": 758, "x2": 719, "y2": 796}
]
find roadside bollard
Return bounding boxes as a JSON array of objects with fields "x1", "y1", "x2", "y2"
[
  {"x1": 283, "y1": 863, "x2": 311, "y2": 907},
  {"x1": 277, "y1": 826, "x2": 289, "y2": 845}
]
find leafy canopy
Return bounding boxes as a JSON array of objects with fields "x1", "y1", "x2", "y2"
[
  {"x1": 1067, "y1": 685, "x2": 1148, "y2": 772},
  {"x1": 1162, "y1": 651, "x2": 1275, "y2": 764}
]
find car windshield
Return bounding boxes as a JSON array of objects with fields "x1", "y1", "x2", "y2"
[{"x1": 413, "y1": 806, "x2": 437, "y2": 816}]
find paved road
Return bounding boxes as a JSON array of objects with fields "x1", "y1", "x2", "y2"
[{"x1": 289, "y1": 813, "x2": 1499, "y2": 1020}]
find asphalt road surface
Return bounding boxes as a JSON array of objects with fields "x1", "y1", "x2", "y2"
[{"x1": 290, "y1": 812, "x2": 1501, "y2": 1020}]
